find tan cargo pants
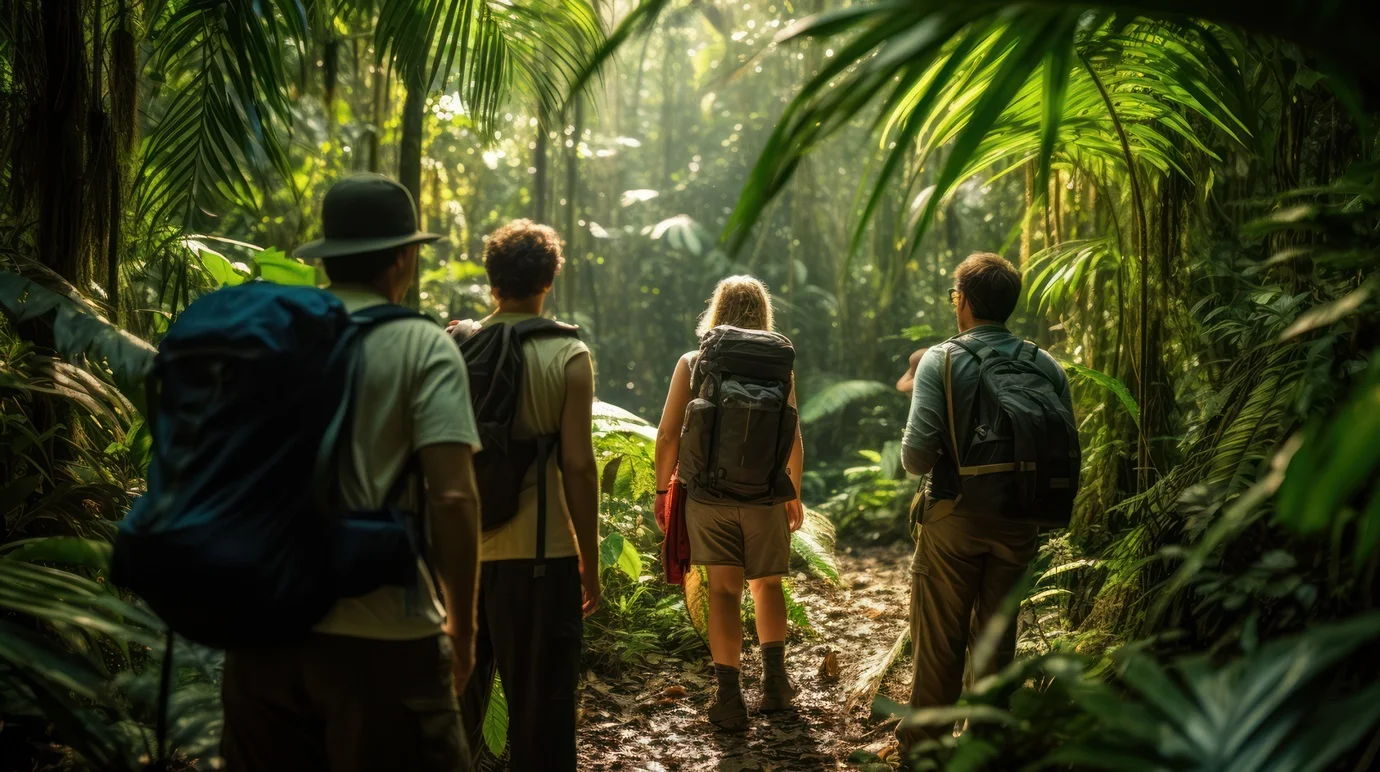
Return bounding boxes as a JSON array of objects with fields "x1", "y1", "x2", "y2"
[{"x1": 897, "y1": 498, "x2": 1038, "y2": 746}]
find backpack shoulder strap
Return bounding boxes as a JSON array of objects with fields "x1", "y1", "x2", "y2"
[
  {"x1": 350, "y1": 302, "x2": 430, "y2": 327},
  {"x1": 951, "y1": 335, "x2": 1002, "y2": 363},
  {"x1": 943, "y1": 347, "x2": 961, "y2": 466},
  {"x1": 512, "y1": 316, "x2": 581, "y2": 341},
  {"x1": 314, "y1": 303, "x2": 429, "y2": 514}
]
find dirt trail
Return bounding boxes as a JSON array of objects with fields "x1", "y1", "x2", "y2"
[{"x1": 578, "y1": 543, "x2": 914, "y2": 771}]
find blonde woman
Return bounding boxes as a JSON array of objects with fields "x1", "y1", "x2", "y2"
[{"x1": 654, "y1": 275, "x2": 805, "y2": 731}]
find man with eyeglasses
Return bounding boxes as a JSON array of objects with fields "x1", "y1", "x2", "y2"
[{"x1": 895, "y1": 252, "x2": 1075, "y2": 752}]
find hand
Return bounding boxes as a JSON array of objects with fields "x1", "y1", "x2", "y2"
[
  {"x1": 654, "y1": 491, "x2": 670, "y2": 532},
  {"x1": 579, "y1": 561, "x2": 602, "y2": 617},
  {"x1": 446, "y1": 319, "x2": 481, "y2": 340},
  {"x1": 446, "y1": 625, "x2": 476, "y2": 694},
  {"x1": 786, "y1": 499, "x2": 805, "y2": 532}
]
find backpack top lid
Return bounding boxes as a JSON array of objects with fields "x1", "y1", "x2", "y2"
[
  {"x1": 695, "y1": 325, "x2": 794, "y2": 386},
  {"x1": 159, "y1": 281, "x2": 346, "y2": 357}
]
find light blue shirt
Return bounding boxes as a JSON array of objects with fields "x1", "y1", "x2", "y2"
[{"x1": 901, "y1": 324, "x2": 1072, "y2": 500}]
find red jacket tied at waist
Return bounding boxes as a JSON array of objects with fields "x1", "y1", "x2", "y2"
[{"x1": 656, "y1": 471, "x2": 691, "y2": 585}]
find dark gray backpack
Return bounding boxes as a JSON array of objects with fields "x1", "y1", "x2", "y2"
[
  {"x1": 679, "y1": 326, "x2": 798, "y2": 506},
  {"x1": 934, "y1": 335, "x2": 1080, "y2": 527}
]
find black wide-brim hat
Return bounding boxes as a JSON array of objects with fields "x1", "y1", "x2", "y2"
[{"x1": 294, "y1": 174, "x2": 441, "y2": 259}]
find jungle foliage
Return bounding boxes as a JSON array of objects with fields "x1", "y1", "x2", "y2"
[{"x1": 2, "y1": 0, "x2": 1379, "y2": 769}]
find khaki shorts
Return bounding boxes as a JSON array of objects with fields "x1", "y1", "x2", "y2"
[{"x1": 686, "y1": 497, "x2": 791, "y2": 579}]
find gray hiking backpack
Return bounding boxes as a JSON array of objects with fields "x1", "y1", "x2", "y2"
[
  {"x1": 931, "y1": 334, "x2": 1080, "y2": 527},
  {"x1": 679, "y1": 326, "x2": 798, "y2": 506}
]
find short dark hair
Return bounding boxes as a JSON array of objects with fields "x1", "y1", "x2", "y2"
[
  {"x1": 320, "y1": 247, "x2": 403, "y2": 285},
  {"x1": 954, "y1": 252, "x2": 1022, "y2": 323},
  {"x1": 483, "y1": 219, "x2": 564, "y2": 300}
]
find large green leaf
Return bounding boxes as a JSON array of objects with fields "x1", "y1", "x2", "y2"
[
  {"x1": 254, "y1": 248, "x2": 318, "y2": 286},
  {"x1": 0, "y1": 270, "x2": 155, "y2": 412},
  {"x1": 482, "y1": 672, "x2": 509, "y2": 757},
  {"x1": 1275, "y1": 357, "x2": 1380, "y2": 544},
  {"x1": 1066, "y1": 363, "x2": 1140, "y2": 427},
  {"x1": 599, "y1": 532, "x2": 642, "y2": 579}
]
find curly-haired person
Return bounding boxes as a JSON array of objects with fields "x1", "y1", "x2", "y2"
[{"x1": 448, "y1": 219, "x2": 597, "y2": 771}]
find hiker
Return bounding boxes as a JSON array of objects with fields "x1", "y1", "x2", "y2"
[
  {"x1": 210, "y1": 175, "x2": 481, "y2": 770},
  {"x1": 654, "y1": 275, "x2": 806, "y2": 732},
  {"x1": 452, "y1": 220, "x2": 600, "y2": 771},
  {"x1": 896, "y1": 252, "x2": 1079, "y2": 748}
]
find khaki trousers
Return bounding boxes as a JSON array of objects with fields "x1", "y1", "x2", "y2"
[
  {"x1": 899, "y1": 498, "x2": 1038, "y2": 745},
  {"x1": 222, "y1": 633, "x2": 470, "y2": 772}
]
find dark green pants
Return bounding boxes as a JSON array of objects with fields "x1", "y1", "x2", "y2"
[
  {"x1": 460, "y1": 557, "x2": 583, "y2": 772},
  {"x1": 222, "y1": 633, "x2": 469, "y2": 772}
]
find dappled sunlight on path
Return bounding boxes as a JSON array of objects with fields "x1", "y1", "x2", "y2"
[{"x1": 577, "y1": 543, "x2": 913, "y2": 771}]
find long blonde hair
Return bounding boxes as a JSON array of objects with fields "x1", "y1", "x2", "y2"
[{"x1": 697, "y1": 275, "x2": 774, "y2": 336}]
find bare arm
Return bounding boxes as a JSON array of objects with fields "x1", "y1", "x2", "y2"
[
  {"x1": 655, "y1": 354, "x2": 695, "y2": 491},
  {"x1": 419, "y1": 442, "x2": 481, "y2": 691},
  {"x1": 787, "y1": 377, "x2": 804, "y2": 497},
  {"x1": 896, "y1": 348, "x2": 928, "y2": 394},
  {"x1": 785, "y1": 377, "x2": 806, "y2": 530},
  {"x1": 560, "y1": 352, "x2": 601, "y2": 615}
]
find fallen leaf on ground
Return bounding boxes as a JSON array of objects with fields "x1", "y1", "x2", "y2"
[{"x1": 818, "y1": 650, "x2": 841, "y2": 680}]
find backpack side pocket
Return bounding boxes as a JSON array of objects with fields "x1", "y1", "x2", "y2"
[{"x1": 679, "y1": 398, "x2": 716, "y2": 491}]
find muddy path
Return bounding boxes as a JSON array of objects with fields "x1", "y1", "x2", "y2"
[{"x1": 577, "y1": 542, "x2": 914, "y2": 771}]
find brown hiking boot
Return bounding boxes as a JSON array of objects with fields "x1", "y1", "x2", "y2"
[
  {"x1": 757, "y1": 641, "x2": 797, "y2": 713},
  {"x1": 709, "y1": 664, "x2": 749, "y2": 731}
]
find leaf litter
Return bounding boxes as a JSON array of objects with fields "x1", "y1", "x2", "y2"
[{"x1": 577, "y1": 543, "x2": 914, "y2": 770}]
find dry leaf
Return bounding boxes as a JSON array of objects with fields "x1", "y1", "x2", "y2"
[{"x1": 818, "y1": 649, "x2": 841, "y2": 680}]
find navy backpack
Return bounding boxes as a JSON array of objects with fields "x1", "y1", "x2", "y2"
[{"x1": 113, "y1": 280, "x2": 429, "y2": 649}]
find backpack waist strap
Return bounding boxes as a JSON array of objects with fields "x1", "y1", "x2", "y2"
[{"x1": 959, "y1": 461, "x2": 1037, "y2": 476}]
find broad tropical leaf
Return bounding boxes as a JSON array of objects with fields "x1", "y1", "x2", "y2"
[{"x1": 798, "y1": 379, "x2": 893, "y2": 424}]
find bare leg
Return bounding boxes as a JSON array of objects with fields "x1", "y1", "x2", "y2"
[
  {"x1": 747, "y1": 575, "x2": 787, "y2": 645},
  {"x1": 707, "y1": 565, "x2": 745, "y2": 667}
]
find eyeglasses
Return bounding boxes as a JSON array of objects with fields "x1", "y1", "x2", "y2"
[{"x1": 947, "y1": 288, "x2": 959, "y2": 305}]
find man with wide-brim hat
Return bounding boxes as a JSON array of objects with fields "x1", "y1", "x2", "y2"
[
  {"x1": 295, "y1": 173, "x2": 441, "y2": 260},
  {"x1": 222, "y1": 173, "x2": 484, "y2": 772}
]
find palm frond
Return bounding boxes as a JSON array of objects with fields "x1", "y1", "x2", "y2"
[
  {"x1": 377, "y1": 0, "x2": 604, "y2": 136},
  {"x1": 798, "y1": 379, "x2": 893, "y2": 424},
  {"x1": 726, "y1": 9, "x2": 1255, "y2": 254},
  {"x1": 136, "y1": 0, "x2": 307, "y2": 227},
  {"x1": 790, "y1": 507, "x2": 840, "y2": 584}
]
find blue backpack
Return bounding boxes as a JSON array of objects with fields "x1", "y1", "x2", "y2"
[{"x1": 113, "y1": 281, "x2": 430, "y2": 648}]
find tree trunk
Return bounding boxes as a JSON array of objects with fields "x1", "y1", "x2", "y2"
[
  {"x1": 533, "y1": 124, "x2": 549, "y2": 223},
  {"x1": 368, "y1": 63, "x2": 390, "y2": 173},
  {"x1": 40, "y1": 0, "x2": 92, "y2": 285},
  {"x1": 399, "y1": 78, "x2": 426, "y2": 309},
  {"x1": 564, "y1": 97, "x2": 583, "y2": 319}
]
